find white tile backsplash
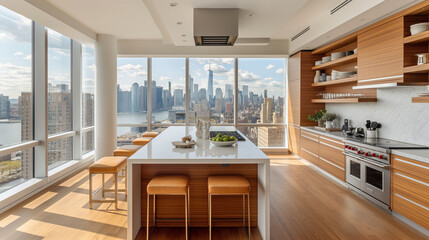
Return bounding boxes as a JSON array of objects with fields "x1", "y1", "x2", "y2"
[{"x1": 326, "y1": 86, "x2": 429, "y2": 146}]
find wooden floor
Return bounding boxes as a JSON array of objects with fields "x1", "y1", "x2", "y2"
[{"x1": 0, "y1": 154, "x2": 427, "y2": 240}]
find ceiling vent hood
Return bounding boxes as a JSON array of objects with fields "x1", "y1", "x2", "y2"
[{"x1": 194, "y1": 8, "x2": 238, "y2": 46}]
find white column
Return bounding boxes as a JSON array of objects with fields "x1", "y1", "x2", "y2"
[
  {"x1": 95, "y1": 34, "x2": 117, "y2": 160},
  {"x1": 71, "y1": 40, "x2": 82, "y2": 160}
]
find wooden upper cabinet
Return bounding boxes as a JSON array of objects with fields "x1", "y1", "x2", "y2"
[{"x1": 357, "y1": 17, "x2": 404, "y2": 85}]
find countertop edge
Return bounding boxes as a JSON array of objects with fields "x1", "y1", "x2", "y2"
[
  {"x1": 300, "y1": 126, "x2": 345, "y2": 141},
  {"x1": 391, "y1": 149, "x2": 429, "y2": 164}
]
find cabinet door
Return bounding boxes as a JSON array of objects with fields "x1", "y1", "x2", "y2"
[{"x1": 358, "y1": 17, "x2": 404, "y2": 85}]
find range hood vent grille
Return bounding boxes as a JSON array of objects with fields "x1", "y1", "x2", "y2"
[
  {"x1": 291, "y1": 26, "x2": 310, "y2": 42},
  {"x1": 195, "y1": 36, "x2": 237, "y2": 46},
  {"x1": 331, "y1": 0, "x2": 352, "y2": 15},
  {"x1": 194, "y1": 9, "x2": 238, "y2": 46}
]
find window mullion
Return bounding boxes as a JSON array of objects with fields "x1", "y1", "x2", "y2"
[
  {"x1": 185, "y1": 58, "x2": 190, "y2": 126},
  {"x1": 71, "y1": 40, "x2": 82, "y2": 160},
  {"x1": 234, "y1": 58, "x2": 238, "y2": 128},
  {"x1": 147, "y1": 58, "x2": 152, "y2": 131}
]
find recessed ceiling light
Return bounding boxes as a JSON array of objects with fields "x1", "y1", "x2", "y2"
[
  {"x1": 170, "y1": 2, "x2": 178, "y2": 7},
  {"x1": 177, "y1": 22, "x2": 183, "y2": 25},
  {"x1": 248, "y1": 14, "x2": 255, "y2": 17},
  {"x1": 181, "y1": 34, "x2": 186, "y2": 37}
]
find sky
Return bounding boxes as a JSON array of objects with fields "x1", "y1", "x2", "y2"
[{"x1": 117, "y1": 57, "x2": 286, "y2": 99}]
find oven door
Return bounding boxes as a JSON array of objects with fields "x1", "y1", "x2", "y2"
[
  {"x1": 362, "y1": 159, "x2": 391, "y2": 205},
  {"x1": 345, "y1": 154, "x2": 364, "y2": 189}
]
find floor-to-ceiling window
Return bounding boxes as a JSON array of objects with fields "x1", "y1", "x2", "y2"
[
  {"x1": 237, "y1": 58, "x2": 286, "y2": 147},
  {"x1": 0, "y1": 5, "x2": 33, "y2": 193},
  {"x1": 47, "y1": 29, "x2": 72, "y2": 170},
  {"x1": 189, "y1": 58, "x2": 235, "y2": 124},
  {"x1": 82, "y1": 45, "x2": 95, "y2": 154},
  {"x1": 116, "y1": 58, "x2": 148, "y2": 145}
]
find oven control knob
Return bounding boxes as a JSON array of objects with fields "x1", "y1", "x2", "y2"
[
  {"x1": 344, "y1": 145, "x2": 348, "y2": 149},
  {"x1": 379, "y1": 155, "x2": 385, "y2": 160},
  {"x1": 348, "y1": 146, "x2": 352, "y2": 150},
  {"x1": 365, "y1": 152, "x2": 370, "y2": 156},
  {"x1": 352, "y1": 147, "x2": 356, "y2": 151},
  {"x1": 372, "y1": 153, "x2": 377, "y2": 157},
  {"x1": 357, "y1": 150, "x2": 362, "y2": 154}
]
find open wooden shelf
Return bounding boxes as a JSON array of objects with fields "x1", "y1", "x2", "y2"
[
  {"x1": 312, "y1": 55, "x2": 357, "y2": 70},
  {"x1": 311, "y1": 98, "x2": 377, "y2": 103},
  {"x1": 404, "y1": 30, "x2": 429, "y2": 44},
  {"x1": 404, "y1": 63, "x2": 429, "y2": 73},
  {"x1": 312, "y1": 33, "x2": 357, "y2": 55},
  {"x1": 312, "y1": 76, "x2": 357, "y2": 87},
  {"x1": 412, "y1": 96, "x2": 429, "y2": 103}
]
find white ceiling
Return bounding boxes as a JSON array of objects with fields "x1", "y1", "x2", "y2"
[{"x1": 43, "y1": 0, "x2": 162, "y2": 39}]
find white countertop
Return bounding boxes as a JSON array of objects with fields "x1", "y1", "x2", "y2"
[
  {"x1": 300, "y1": 126, "x2": 345, "y2": 141},
  {"x1": 391, "y1": 149, "x2": 429, "y2": 164},
  {"x1": 128, "y1": 126, "x2": 270, "y2": 164}
]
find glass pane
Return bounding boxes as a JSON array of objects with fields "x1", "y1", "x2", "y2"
[
  {"x1": 366, "y1": 166, "x2": 383, "y2": 190},
  {"x1": 82, "y1": 45, "x2": 95, "y2": 128},
  {"x1": 117, "y1": 58, "x2": 148, "y2": 117},
  {"x1": 117, "y1": 127, "x2": 147, "y2": 146},
  {"x1": 0, "y1": 6, "x2": 33, "y2": 147},
  {"x1": 47, "y1": 29, "x2": 72, "y2": 135},
  {"x1": 152, "y1": 58, "x2": 186, "y2": 123},
  {"x1": 48, "y1": 136, "x2": 73, "y2": 170},
  {"x1": 82, "y1": 130, "x2": 94, "y2": 155},
  {"x1": 0, "y1": 148, "x2": 33, "y2": 193},
  {"x1": 189, "y1": 58, "x2": 234, "y2": 124},
  {"x1": 237, "y1": 58, "x2": 286, "y2": 124},
  {"x1": 237, "y1": 126, "x2": 285, "y2": 147},
  {"x1": 350, "y1": 160, "x2": 361, "y2": 179}
]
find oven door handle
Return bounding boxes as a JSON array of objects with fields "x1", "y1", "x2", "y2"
[{"x1": 343, "y1": 152, "x2": 390, "y2": 170}]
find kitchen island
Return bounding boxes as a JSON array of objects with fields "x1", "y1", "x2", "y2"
[{"x1": 127, "y1": 126, "x2": 270, "y2": 240}]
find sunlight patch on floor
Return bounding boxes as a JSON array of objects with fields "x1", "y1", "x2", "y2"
[
  {"x1": 23, "y1": 191, "x2": 58, "y2": 210},
  {"x1": 0, "y1": 214, "x2": 20, "y2": 228}
]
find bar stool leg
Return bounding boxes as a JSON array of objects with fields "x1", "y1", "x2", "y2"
[
  {"x1": 247, "y1": 194, "x2": 251, "y2": 240},
  {"x1": 124, "y1": 167, "x2": 127, "y2": 200},
  {"x1": 146, "y1": 194, "x2": 150, "y2": 240},
  {"x1": 242, "y1": 195, "x2": 245, "y2": 229},
  {"x1": 102, "y1": 173, "x2": 105, "y2": 197},
  {"x1": 153, "y1": 195, "x2": 156, "y2": 229},
  {"x1": 114, "y1": 173, "x2": 118, "y2": 209},
  {"x1": 89, "y1": 173, "x2": 93, "y2": 209},
  {"x1": 188, "y1": 186, "x2": 190, "y2": 235},
  {"x1": 185, "y1": 193, "x2": 188, "y2": 240},
  {"x1": 209, "y1": 193, "x2": 212, "y2": 240}
]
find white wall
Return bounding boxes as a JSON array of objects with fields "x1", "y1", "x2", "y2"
[{"x1": 326, "y1": 86, "x2": 429, "y2": 146}]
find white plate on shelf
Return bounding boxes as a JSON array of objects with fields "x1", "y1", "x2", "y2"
[
  {"x1": 417, "y1": 92, "x2": 429, "y2": 97},
  {"x1": 210, "y1": 140, "x2": 238, "y2": 147}
]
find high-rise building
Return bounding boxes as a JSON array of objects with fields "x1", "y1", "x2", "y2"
[
  {"x1": 257, "y1": 126, "x2": 284, "y2": 147},
  {"x1": 163, "y1": 89, "x2": 172, "y2": 110},
  {"x1": 214, "y1": 98, "x2": 224, "y2": 113},
  {"x1": 117, "y1": 85, "x2": 132, "y2": 113},
  {"x1": 0, "y1": 94, "x2": 11, "y2": 119},
  {"x1": 189, "y1": 76, "x2": 193, "y2": 101},
  {"x1": 226, "y1": 102, "x2": 233, "y2": 113},
  {"x1": 225, "y1": 84, "x2": 233, "y2": 101},
  {"x1": 264, "y1": 89, "x2": 268, "y2": 99},
  {"x1": 19, "y1": 92, "x2": 33, "y2": 179},
  {"x1": 261, "y1": 98, "x2": 273, "y2": 123},
  {"x1": 238, "y1": 90, "x2": 243, "y2": 109},
  {"x1": 139, "y1": 85, "x2": 147, "y2": 111},
  {"x1": 193, "y1": 84, "x2": 199, "y2": 101},
  {"x1": 215, "y1": 88, "x2": 223, "y2": 99},
  {"x1": 199, "y1": 88, "x2": 206, "y2": 101},
  {"x1": 173, "y1": 89, "x2": 183, "y2": 107},
  {"x1": 82, "y1": 92, "x2": 94, "y2": 153},
  {"x1": 207, "y1": 66, "x2": 213, "y2": 102},
  {"x1": 131, "y1": 83, "x2": 140, "y2": 112},
  {"x1": 243, "y1": 85, "x2": 249, "y2": 106}
]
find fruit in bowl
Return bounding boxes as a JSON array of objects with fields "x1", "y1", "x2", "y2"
[{"x1": 210, "y1": 134, "x2": 237, "y2": 147}]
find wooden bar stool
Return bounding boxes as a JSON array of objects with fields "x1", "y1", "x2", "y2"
[
  {"x1": 146, "y1": 175, "x2": 190, "y2": 240},
  {"x1": 208, "y1": 176, "x2": 251, "y2": 240},
  {"x1": 88, "y1": 156, "x2": 128, "y2": 209},
  {"x1": 142, "y1": 131, "x2": 159, "y2": 138},
  {"x1": 113, "y1": 144, "x2": 142, "y2": 157},
  {"x1": 132, "y1": 137, "x2": 153, "y2": 146}
]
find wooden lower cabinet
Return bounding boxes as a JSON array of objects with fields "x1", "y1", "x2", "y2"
[
  {"x1": 392, "y1": 155, "x2": 429, "y2": 230},
  {"x1": 299, "y1": 130, "x2": 345, "y2": 182}
]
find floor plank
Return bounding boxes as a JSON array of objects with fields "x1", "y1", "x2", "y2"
[{"x1": 0, "y1": 155, "x2": 427, "y2": 239}]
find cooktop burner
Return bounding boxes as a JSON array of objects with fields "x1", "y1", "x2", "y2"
[{"x1": 345, "y1": 137, "x2": 428, "y2": 149}]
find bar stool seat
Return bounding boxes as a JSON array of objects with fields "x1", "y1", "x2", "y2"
[
  {"x1": 208, "y1": 176, "x2": 251, "y2": 240},
  {"x1": 142, "y1": 131, "x2": 159, "y2": 138},
  {"x1": 146, "y1": 175, "x2": 190, "y2": 240},
  {"x1": 132, "y1": 137, "x2": 153, "y2": 146},
  {"x1": 113, "y1": 145, "x2": 142, "y2": 157},
  {"x1": 88, "y1": 156, "x2": 128, "y2": 209}
]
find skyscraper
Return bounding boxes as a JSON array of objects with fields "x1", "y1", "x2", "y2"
[
  {"x1": 0, "y1": 94, "x2": 11, "y2": 119},
  {"x1": 174, "y1": 89, "x2": 184, "y2": 107},
  {"x1": 189, "y1": 76, "x2": 193, "y2": 101},
  {"x1": 225, "y1": 84, "x2": 233, "y2": 101},
  {"x1": 261, "y1": 98, "x2": 273, "y2": 123},
  {"x1": 131, "y1": 83, "x2": 140, "y2": 112},
  {"x1": 243, "y1": 85, "x2": 249, "y2": 105},
  {"x1": 264, "y1": 89, "x2": 268, "y2": 99},
  {"x1": 215, "y1": 88, "x2": 223, "y2": 99},
  {"x1": 19, "y1": 92, "x2": 33, "y2": 179},
  {"x1": 193, "y1": 84, "x2": 199, "y2": 101},
  {"x1": 207, "y1": 65, "x2": 213, "y2": 102}
]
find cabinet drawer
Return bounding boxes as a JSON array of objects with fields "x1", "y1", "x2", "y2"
[
  {"x1": 392, "y1": 155, "x2": 429, "y2": 183},
  {"x1": 300, "y1": 133, "x2": 318, "y2": 155},
  {"x1": 318, "y1": 141, "x2": 345, "y2": 169},
  {"x1": 318, "y1": 157, "x2": 345, "y2": 182},
  {"x1": 300, "y1": 147, "x2": 319, "y2": 166},
  {"x1": 392, "y1": 172, "x2": 429, "y2": 208},
  {"x1": 392, "y1": 194, "x2": 429, "y2": 230},
  {"x1": 318, "y1": 136, "x2": 344, "y2": 150},
  {"x1": 301, "y1": 130, "x2": 319, "y2": 139}
]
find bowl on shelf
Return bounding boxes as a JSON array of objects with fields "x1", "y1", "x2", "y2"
[
  {"x1": 410, "y1": 22, "x2": 429, "y2": 35},
  {"x1": 345, "y1": 50, "x2": 354, "y2": 56},
  {"x1": 322, "y1": 56, "x2": 331, "y2": 63},
  {"x1": 315, "y1": 60, "x2": 322, "y2": 66},
  {"x1": 210, "y1": 139, "x2": 238, "y2": 147},
  {"x1": 331, "y1": 52, "x2": 346, "y2": 60}
]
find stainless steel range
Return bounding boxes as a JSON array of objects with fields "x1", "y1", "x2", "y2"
[{"x1": 343, "y1": 138, "x2": 428, "y2": 209}]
